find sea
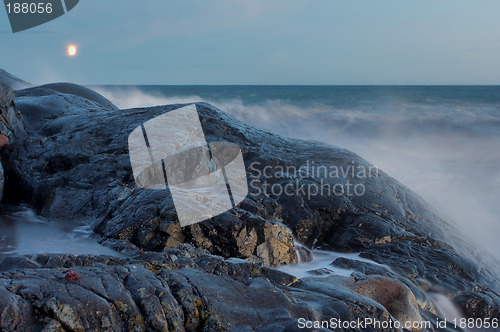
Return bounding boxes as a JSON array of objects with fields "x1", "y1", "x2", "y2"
[{"x1": 93, "y1": 85, "x2": 500, "y2": 259}]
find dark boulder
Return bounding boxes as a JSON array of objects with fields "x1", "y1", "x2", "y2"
[
  {"x1": 331, "y1": 257, "x2": 434, "y2": 312},
  {"x1": 347, "y1": 275, "x2": 424, "y2": 330}
]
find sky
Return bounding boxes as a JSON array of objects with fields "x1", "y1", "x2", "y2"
[{"x1": 1, "y1": 0, "x2": 500, "y2": 85}]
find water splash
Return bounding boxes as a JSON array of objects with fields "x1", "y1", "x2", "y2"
[{"x1": 276, "y1": 242, "x2": 392, "y2": 279}]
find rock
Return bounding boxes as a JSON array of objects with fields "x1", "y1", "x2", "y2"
[
  {"x1": 347, "y1": 275, "x2": 424, "y2": 330},
  {"x1": 0, "y1": 285, "x2": 38, "y2": 331},
  {"x1": 293, "y1": 275, "x2": 399, "y2": 331},
  {"x1": 124, "y1": 266, "x2": 185, "y2": 331},
  {"x1": 0, "y1": 252, "x2": 415, "y2": 331},
  {"x1": 40, "y1": 319, "x2": 64, "y2": 332},
  {"x1": 0, "y1": 163, "x2": 3, "y2": 203},
  {"x1": 0, "y1": 69, "x2": 31, "y2": 90},
  {"x1": 0, "y1": 70, "x2": 497, "y2": 320},
  {"x1": 0, "y1": 135, "x2": 9, "y2": 149},
  {"x1": 183, "y1": 215, "x2": 297, "y2": 266},
  {"x1": 358, "y1": 242, "x2": 500, "y2": 313},
  {"x1": 35, "y1": 83, "x2": 118, "y2": 111},
  {"x1": 455, "y1": 291, "x2": 500, "y2": 320},
  {"x1": 98, "y1": 238, "x2": 143, "y2": 256},
  {"x1": 13, "y1": 85, "x2": 115, "y2": 134},
  {"x1": 98, "y1": 194, "x2": 297, "y2": 266},
  {"x1": 163, "y1": 268, "x2": 309, "y2": 331},
  {"x1": 0, "y1": 83, "x2": 25, "y2": 143},
  {"x1": 0, "y1": 82, "x2": 26, "y2": 202},
  {"x1": 331, "y1": 257, "x2": 434, "y2": 311}
]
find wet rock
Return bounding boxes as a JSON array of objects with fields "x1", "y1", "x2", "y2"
[
  {"x1": 0, "y1": 83, "x2": 25, "y2": 142},
  {"x1": 0, "y1": 162, "x2": 3, "y2": 202},
  {"x1": 163, "y1": 268, "x2": 311, "y2": 331},
  {"x1": 332, "y1": 257, "x2": 434, "y2": 311},
  {"x1": 97, "y1": 194, "x2": 297, "y2": 266},
  {"x1": 40, "y1": 319, "x2": 64, "y2": 332},
  {"x1": 0, "y1": 252, "x2": 431, "y2": 331},
  {"x1": 125, "y1": 265, "x2": 185, "y2": 331},
  {"x1": 0, "y1": 254, "x2": 128, "y2": 271},
  {"x1": 35, "y1": 83, "x2": 118, "y2": 111},
  {"x1": 0, "y1": 72, "x2": 497, "y2": 319},
  {"x1": 260, "y1": 267, "x2": 299, "y2": 286},
  {"x1": 0, "y1": 256, "x2": 41, "y2": 271},
  {"x1": 293, "y1": 275, "x2": 400, "y2": 331},
  {"x1": 3, "y1": 84, "x2": 296, "y2": 267},
  {"x1": 455, "y1": 291, "x2": 500, "y2": 320},
  {"x1": 98, "y1": 238, "x2": 143, "y2": 256},
  {"x1": 0, "y1": 286, "x2": 38, "y2": 331},
  {"x1": 359, "y1": 242, "x2": 500, "y2": 314},
  {"x1": 0, "y1": 82, "x2": 25, "y2": 202},
  {"x1": 347, "y1": 275, "x2": 424, "y2": 330}
]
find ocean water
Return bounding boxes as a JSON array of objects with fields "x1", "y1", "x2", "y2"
[{"x1": 94, "y1": 85, "x2": 500, "y2": 259}]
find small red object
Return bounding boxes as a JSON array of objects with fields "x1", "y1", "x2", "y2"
[
  {"x1": 64, "y1": 270, "x2": 82, "y2": 282},
  {"x1": 0, "y1": 135, "x2": 9, "y2": 149}
]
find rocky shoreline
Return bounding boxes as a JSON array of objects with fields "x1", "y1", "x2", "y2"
[{"x1": 0, "y1": 69, "x2": 498, "y2": 331}]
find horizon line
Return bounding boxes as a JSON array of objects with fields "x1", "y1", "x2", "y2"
[{"x1": 84, "y1": 83, "x2": 500, "y2": 87}]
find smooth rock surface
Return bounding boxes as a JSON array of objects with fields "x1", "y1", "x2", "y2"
[{"x1": 36, "y1": 83, "x2": 118, "y2": 111}]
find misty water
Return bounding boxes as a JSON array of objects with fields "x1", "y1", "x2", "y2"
[
  {"x1": 0, "y1": 206, "x2": 119, "y2": 258},
  {"x1": 275, "y1": 243, "x2": 393, "y2": 279}
]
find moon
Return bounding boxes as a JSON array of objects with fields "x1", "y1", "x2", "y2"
[{"x1": 67, "y1": 45, "x2": 77, "y2": 56}]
